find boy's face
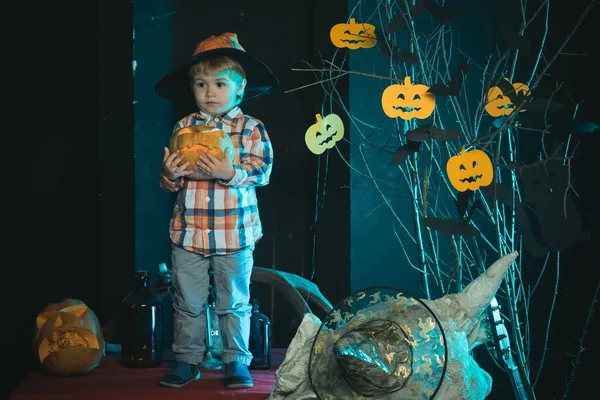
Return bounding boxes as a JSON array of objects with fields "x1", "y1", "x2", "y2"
[{"x1": 191, "y1": 71, "x2": 246, "y2": 116}]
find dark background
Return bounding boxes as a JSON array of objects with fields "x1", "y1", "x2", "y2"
[{"x1": 4, "y1": 0, "x2": 600, "y2": 399}]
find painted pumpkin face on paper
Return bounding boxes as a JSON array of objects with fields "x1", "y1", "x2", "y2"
[
  {"x1": 305, "y1": 113, "x2": 345, "y2": 155},
  {"x1": 446, "y1": 148, "x2": 494, "y2": 192},
  {"x1": 381, "y1": 76, "x2": 435, "y2": 120},
  {"x1": 330, "y1": 18, "x2": 377, "y2": 49},
  {"x1": 485, "y1": 79, "x2": 530, "y2": 118}
]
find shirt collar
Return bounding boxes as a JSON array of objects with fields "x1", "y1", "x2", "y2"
[{"x1": 196, "y1": 106, "x2": 242, "y2": 127}]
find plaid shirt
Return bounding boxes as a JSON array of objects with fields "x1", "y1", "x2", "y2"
[{"x1": 159, "y1": 106, "x2": 272, "y2": 256}]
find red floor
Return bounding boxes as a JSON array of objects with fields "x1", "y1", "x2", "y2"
[{"x1": 10, "y1": 349, "x2": 286, "y2": 400}]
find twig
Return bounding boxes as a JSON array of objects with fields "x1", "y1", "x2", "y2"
[
  {"x1": 563, "y1": 157, "x2": 580, "y2": 218},
  {"x1": 561, "y1": 281, "x2": 600, "y2": 399},
  {"x1": 533, "y1": 251, "x2": 561, "y2": 388}
]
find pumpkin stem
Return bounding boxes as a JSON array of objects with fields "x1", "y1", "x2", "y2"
[
  {"x1": 403, "y1": 76, "x2": 412, "y2": 86},
  {"x1": 315, "y1": 114, "x2": 322, "y2": 122},
  {"x1": 349, "y1": 18, "x2": 355, "y2": 24}
]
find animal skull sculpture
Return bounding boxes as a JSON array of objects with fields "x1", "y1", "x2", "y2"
[{"x1": 268, "y1": 252, "x2": 519, "y2": 399}]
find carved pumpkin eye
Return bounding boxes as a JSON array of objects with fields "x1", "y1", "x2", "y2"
[
  {"x1": 413, "y1": 94, "x2": 421, "y2": 100},
  {"x1": 473, "y1": 161, "x2": 478, "y2": 167},
  {"x1": 326, "y1": 124, "x2": 332, "y2": 130},
  {"x1": 460, "y1": 164, "x2": 466, "y2": 170},
  {"x1": 316, "y1": 131, "x2": 322, "y2": 136},
  {"x1": 397, "y1": 93, "x2": 405, "y2": 100}
]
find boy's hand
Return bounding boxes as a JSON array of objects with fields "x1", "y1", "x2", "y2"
[
  {"x1": 196, "y1": 151, "x2": 235, "y2": 181},
  {"x1": 161, "y1": 147, "x2": 194, "y2": 181}
]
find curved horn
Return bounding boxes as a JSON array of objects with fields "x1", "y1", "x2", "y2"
[{"x1": 457, "y1": 251, "x2": 518, "y2": 320}]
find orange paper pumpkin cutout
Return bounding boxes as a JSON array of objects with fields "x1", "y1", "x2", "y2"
[
  {"x1": 168, "y1": 124, "x2": 235, "y2": 180},
  {"x1": 381, "y1": 76, "x2": 436, "y2": 120},
  {"x1": 484, "y1": 79, "x2": 530, "y2": 118},
  {"x1": 330, "y1": 18, "x2": 377, "y2": 49},
  {"x1": 446, "y1": 148, "x2": 494, "y2": 192},
  {"x1": 305, "y1": 113, "x2": 345, "y2": 155}
]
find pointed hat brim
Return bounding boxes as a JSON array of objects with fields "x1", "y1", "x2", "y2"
[{"x1": 155, "y1": 34, "x2": 279, "y2": 105}]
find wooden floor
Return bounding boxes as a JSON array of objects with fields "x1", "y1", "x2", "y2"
[{"x1": 10, "y1": 349, "x2": 287, "y2": 400}]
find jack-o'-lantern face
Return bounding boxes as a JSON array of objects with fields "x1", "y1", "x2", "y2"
[
  {"x1": 330, "y1": 18, "x2": 377, "y2": 49},
  {"x1": 34, "y1": 299, "x2": 104, "y2": 376},
  {"x1": 446, "y1": 148, "x2": 494, "y2": 192},
  {"x1": 484, "y1": 79, "x2": 530, "y2": 118},
  {"x1": 382, "y1": 76, "x2": 436, "y2": 120},
  {"x1": 305, "y1": 113, "x2": 345, "y2": 155},
  {"x1": 168, "y1": 124, "x2": 235, "y2": 180}
]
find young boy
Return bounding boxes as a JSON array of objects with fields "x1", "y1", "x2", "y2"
[{"x1": 154, "y1": 32, "x2": 279, "y2": 389}]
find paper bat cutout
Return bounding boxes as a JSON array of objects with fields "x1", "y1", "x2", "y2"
[
  {"x1": 500, "y1": 22, "x2": 531, "y2": 56},
  {"x1": 383, "y1": 1, "x2": 427, "y2": 34},
  {"x1": 422, "y1": 190, "x2": 482, "y2": 237},
  {"x1": 422, "y1": 217, "x2": 478, "y2": 236},
  {"x1": 570, "y1": 119, "x2": 600, "y2": 134},
  {"x1": 377, "y1": 39, "x2": 420, "y2": 64},
  {"x1": 378, "y1": 39, "x2": 398, "y2": 60},
  {"x1": 519, "y1": 108, "x2": 600, "y2": 139},
  {"x1": 428, "y1": 58, "x2": 469, "y2": 96},
  {"x1": 494, "y1": 78, "x2": 563, "y2": 114},
  {"x1": 393, "y1": 50, "x2": 420, "y2": 64},
  {"x1": 423, "y1": 0, "x2": 464, "y2": 24},
  {"x1": 391, "y1": 140, "x2": 422, "y2": 164},
  {"x1": 454, "y1": 189, "x2": 473, "y2": 222},
  {"x1": 481, "y1": 160, "x2": 590, "y2": 257},
  {"x1": 521, "y1": 98, "x2": 564, "y2": 112},
  {"x1": 384, "y1": 15, "x2": 409, "y2": 34},
  {"x1": 405, "y1": 125, "x2": 461, "y2": 142},
  {"x1": 455, "y1": 190, "x2": 482, "y2": 224},
  {"x1": 553, "y1": 117, "x2": 600, "y2": 137}
]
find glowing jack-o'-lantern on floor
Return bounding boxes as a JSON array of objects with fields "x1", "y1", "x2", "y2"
[
  {"x1": 446, "y1": 147, "x2": 494, "y2": 192},
  {"x1": 168, "y1": 124, "x2": 235, "y2": 180},
  {"x1": 305, "y1": 113, "x2": 345, "y2": 155},
  {"x1": 382, "y1": 76, "x2": 436, "y2": 120},
  {"x1": 484, "y1": 79, "x2": 530, "y2": 118},
  {"x1": 34, "y1": 298, "x2": 104, "y2": 376},
  {"x1": 330, "y1": 18, "x2": 377, "y2": 49}
]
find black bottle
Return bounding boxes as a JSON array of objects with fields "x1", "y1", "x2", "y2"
[
  {"x1": 120, "y1": 271, "x2": 163, "y2": 367},
  {"x1": 249, "y1": 298, "x2": 271, "y2": 370},
  {"x1": 157, "y1": 263, "x2": 172, "y2": 287}
]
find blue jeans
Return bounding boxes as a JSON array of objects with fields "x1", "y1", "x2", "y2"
[{"x1": 170, "y1": 243, "x2": 254, "y2": 365}]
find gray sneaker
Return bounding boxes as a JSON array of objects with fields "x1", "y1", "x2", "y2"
[
  {"x1": 158, "y1": 361, "x2": 201, "y2": 388},
  {"x1": 224, "y1": 361, "x2": 253, "y2": 389}
]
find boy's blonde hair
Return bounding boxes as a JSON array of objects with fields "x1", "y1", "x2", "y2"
[{"x1": 188, "y1": 56, "x2": 247, "y2": 104}]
